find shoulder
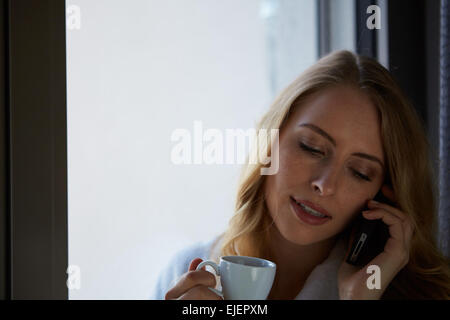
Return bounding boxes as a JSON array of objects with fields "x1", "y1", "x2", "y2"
[
  {"x1": 169, "y1": 236, "x2": 219, "y2": 271},
  {"x1": 149, "y1": 234, "x2": 223, "y2": 300}
]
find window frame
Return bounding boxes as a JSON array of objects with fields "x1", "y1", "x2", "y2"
[{"x1": 0, "y1": 0, "x2": 68, "y2": 300}]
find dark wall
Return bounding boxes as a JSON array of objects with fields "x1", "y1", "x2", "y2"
[
  {"x1": 388, "y1": 0, "x2": 428, "y2": 127},
  {"x1": 387, "y1": 0, "x2": 441, "y2": 205}
]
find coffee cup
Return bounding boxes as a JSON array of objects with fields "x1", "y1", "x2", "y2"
[{"x1": 196, "y1": 255, "x2": 276, "y2": 300}]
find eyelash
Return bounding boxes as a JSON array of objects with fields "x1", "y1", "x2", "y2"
[{"x1": 299, "y1": 142, "x2": 371, "y2": 182}]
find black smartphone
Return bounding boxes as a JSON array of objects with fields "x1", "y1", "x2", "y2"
[{"x1": 345, "y1": 190, "x2": 392, "y2": 266}]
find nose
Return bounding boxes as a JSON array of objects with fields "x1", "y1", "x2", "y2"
[{"x1": 310, "y1": 163, "x2": 339, "y2": 196}]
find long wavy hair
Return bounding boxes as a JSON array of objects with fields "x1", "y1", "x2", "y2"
[{"x1": 214, "y1": 50, "x2": 450, "y2": 299}]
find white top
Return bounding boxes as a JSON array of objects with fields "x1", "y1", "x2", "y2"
[{"x1": 149, "y1": 234, "x2": 348, "y2": 300}]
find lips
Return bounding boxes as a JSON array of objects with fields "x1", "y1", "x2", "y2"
[
  {"x1": 290, "y1": 196, "x2": 332, "y2": 226},
  {"x1": 290, "y1": 197, "x2": 331, "y2": 217}
]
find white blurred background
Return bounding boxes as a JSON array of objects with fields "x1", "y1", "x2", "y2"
[{"x1": 66, "y1": 0, "x2": 338, "y2": 299}]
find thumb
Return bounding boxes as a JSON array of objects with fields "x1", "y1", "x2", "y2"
[{"x1": 188, "y1": 258, "x2": 205, "y2": 272}]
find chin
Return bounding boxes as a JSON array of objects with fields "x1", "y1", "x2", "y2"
[
  {"x1": 277, "y1": 222, "x2": 330, "y2": 245},
  {"x1": 288, "y1": 231, "x2": 328, "y2": 246},
  {"x1": 276, "y1": 210, "x2": 337, "y2": 246}
]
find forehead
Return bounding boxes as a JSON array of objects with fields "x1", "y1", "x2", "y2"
[{"x1": 286, "y1": 86, "x2": 383, "y2": 154}]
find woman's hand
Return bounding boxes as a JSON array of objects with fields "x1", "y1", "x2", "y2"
[
  {"x1": 164, "y1": 258, "x2": 223, "y2": 300},
  {"x1": 338, "y1": 184, "x2": 415, "y2": 300}
]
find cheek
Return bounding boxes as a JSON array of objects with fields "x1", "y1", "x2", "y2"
[
  {"x1": 334, "y1": 195, "x2": 369, "y2": 228},
  {"x1": 276, "y1": 148, "x2": 310, "y2": 187},
  {"x1": 264, "y1": 175, "x2": 290, "y2": 224},
  {"x1": 263, "y1": 178, "x2": 277, "y2": 222}
]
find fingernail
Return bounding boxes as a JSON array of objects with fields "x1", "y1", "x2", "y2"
[{"x1": 370, "y1": 200, "x2": 379, "y2": 205}]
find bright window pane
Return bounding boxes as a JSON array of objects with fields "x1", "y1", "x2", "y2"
[{"x1": 67, "y1": 0, "x2": 317, "y2": 299}]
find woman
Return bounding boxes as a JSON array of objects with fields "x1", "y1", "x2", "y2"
[{"x1": 156, "y1": 50, "x2": 450, "y2": 300}]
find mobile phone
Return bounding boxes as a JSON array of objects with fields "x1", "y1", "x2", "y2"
[{"x1": 345, "y1": 190, "x2": 392, "y2": 266}]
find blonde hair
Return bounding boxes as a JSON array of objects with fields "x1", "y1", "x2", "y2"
[{"x1": 217, "y1": 50, "x2": 450, "y2": 299}]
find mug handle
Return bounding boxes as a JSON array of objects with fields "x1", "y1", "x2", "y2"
[{"x1": 196, "y1": 260, "x2": 223, "y2": 298}]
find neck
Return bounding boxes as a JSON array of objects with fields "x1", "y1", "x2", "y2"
[{"x1": 266, "y1": 225, "x2": 338, "y2": 299}]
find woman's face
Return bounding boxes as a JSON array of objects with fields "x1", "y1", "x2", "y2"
[{"x1": 264, "y1": 85, "x2": 386, "y2": 245}]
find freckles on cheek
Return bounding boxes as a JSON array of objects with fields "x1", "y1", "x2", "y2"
[
  {"x1": 278, "y1": 147, "x2": 299, "y2": 171},
  {"x1": 272, "y1": 167, "x2": 296, "y2": 192},
  {"x1": 279, "y1": 158, "x2": 308, "y2": 188},
  {"x1": 336, "y1": 204, "x2": 366, "y2": 230},
  {"x1": 344, "y1": 192, "x2": 369, "y2": 212}
]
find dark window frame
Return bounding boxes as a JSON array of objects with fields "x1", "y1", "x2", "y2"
[
  {"x1": 0, "y1": 0, "x2": 68, "y2": 300},
  {"x1": 0, "y1": 0, "x2": 10, "y2": 301}
]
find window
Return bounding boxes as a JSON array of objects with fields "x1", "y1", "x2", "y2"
[{"x1": 66, "y1": 0, "x2": 318, "y2": 299}]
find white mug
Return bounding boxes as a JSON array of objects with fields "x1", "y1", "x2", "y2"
[{"x1": 196, "y1": 256, "x2": 276, "y2": 300}]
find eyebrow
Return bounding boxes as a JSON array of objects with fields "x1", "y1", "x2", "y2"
[{"x1": 298, "y1": 123, "x2": 385, "y2": 169}]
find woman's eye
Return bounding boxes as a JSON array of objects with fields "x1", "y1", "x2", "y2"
[
  {"x1": 351, "y1": 169, "x2": 371, "y2": 182},
  {"x1": 299, "y1": 142, "x2": 324, "y2": 156},
  {"x1": 300, "y1": 142, "x2": 372, "y2": 182}
]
